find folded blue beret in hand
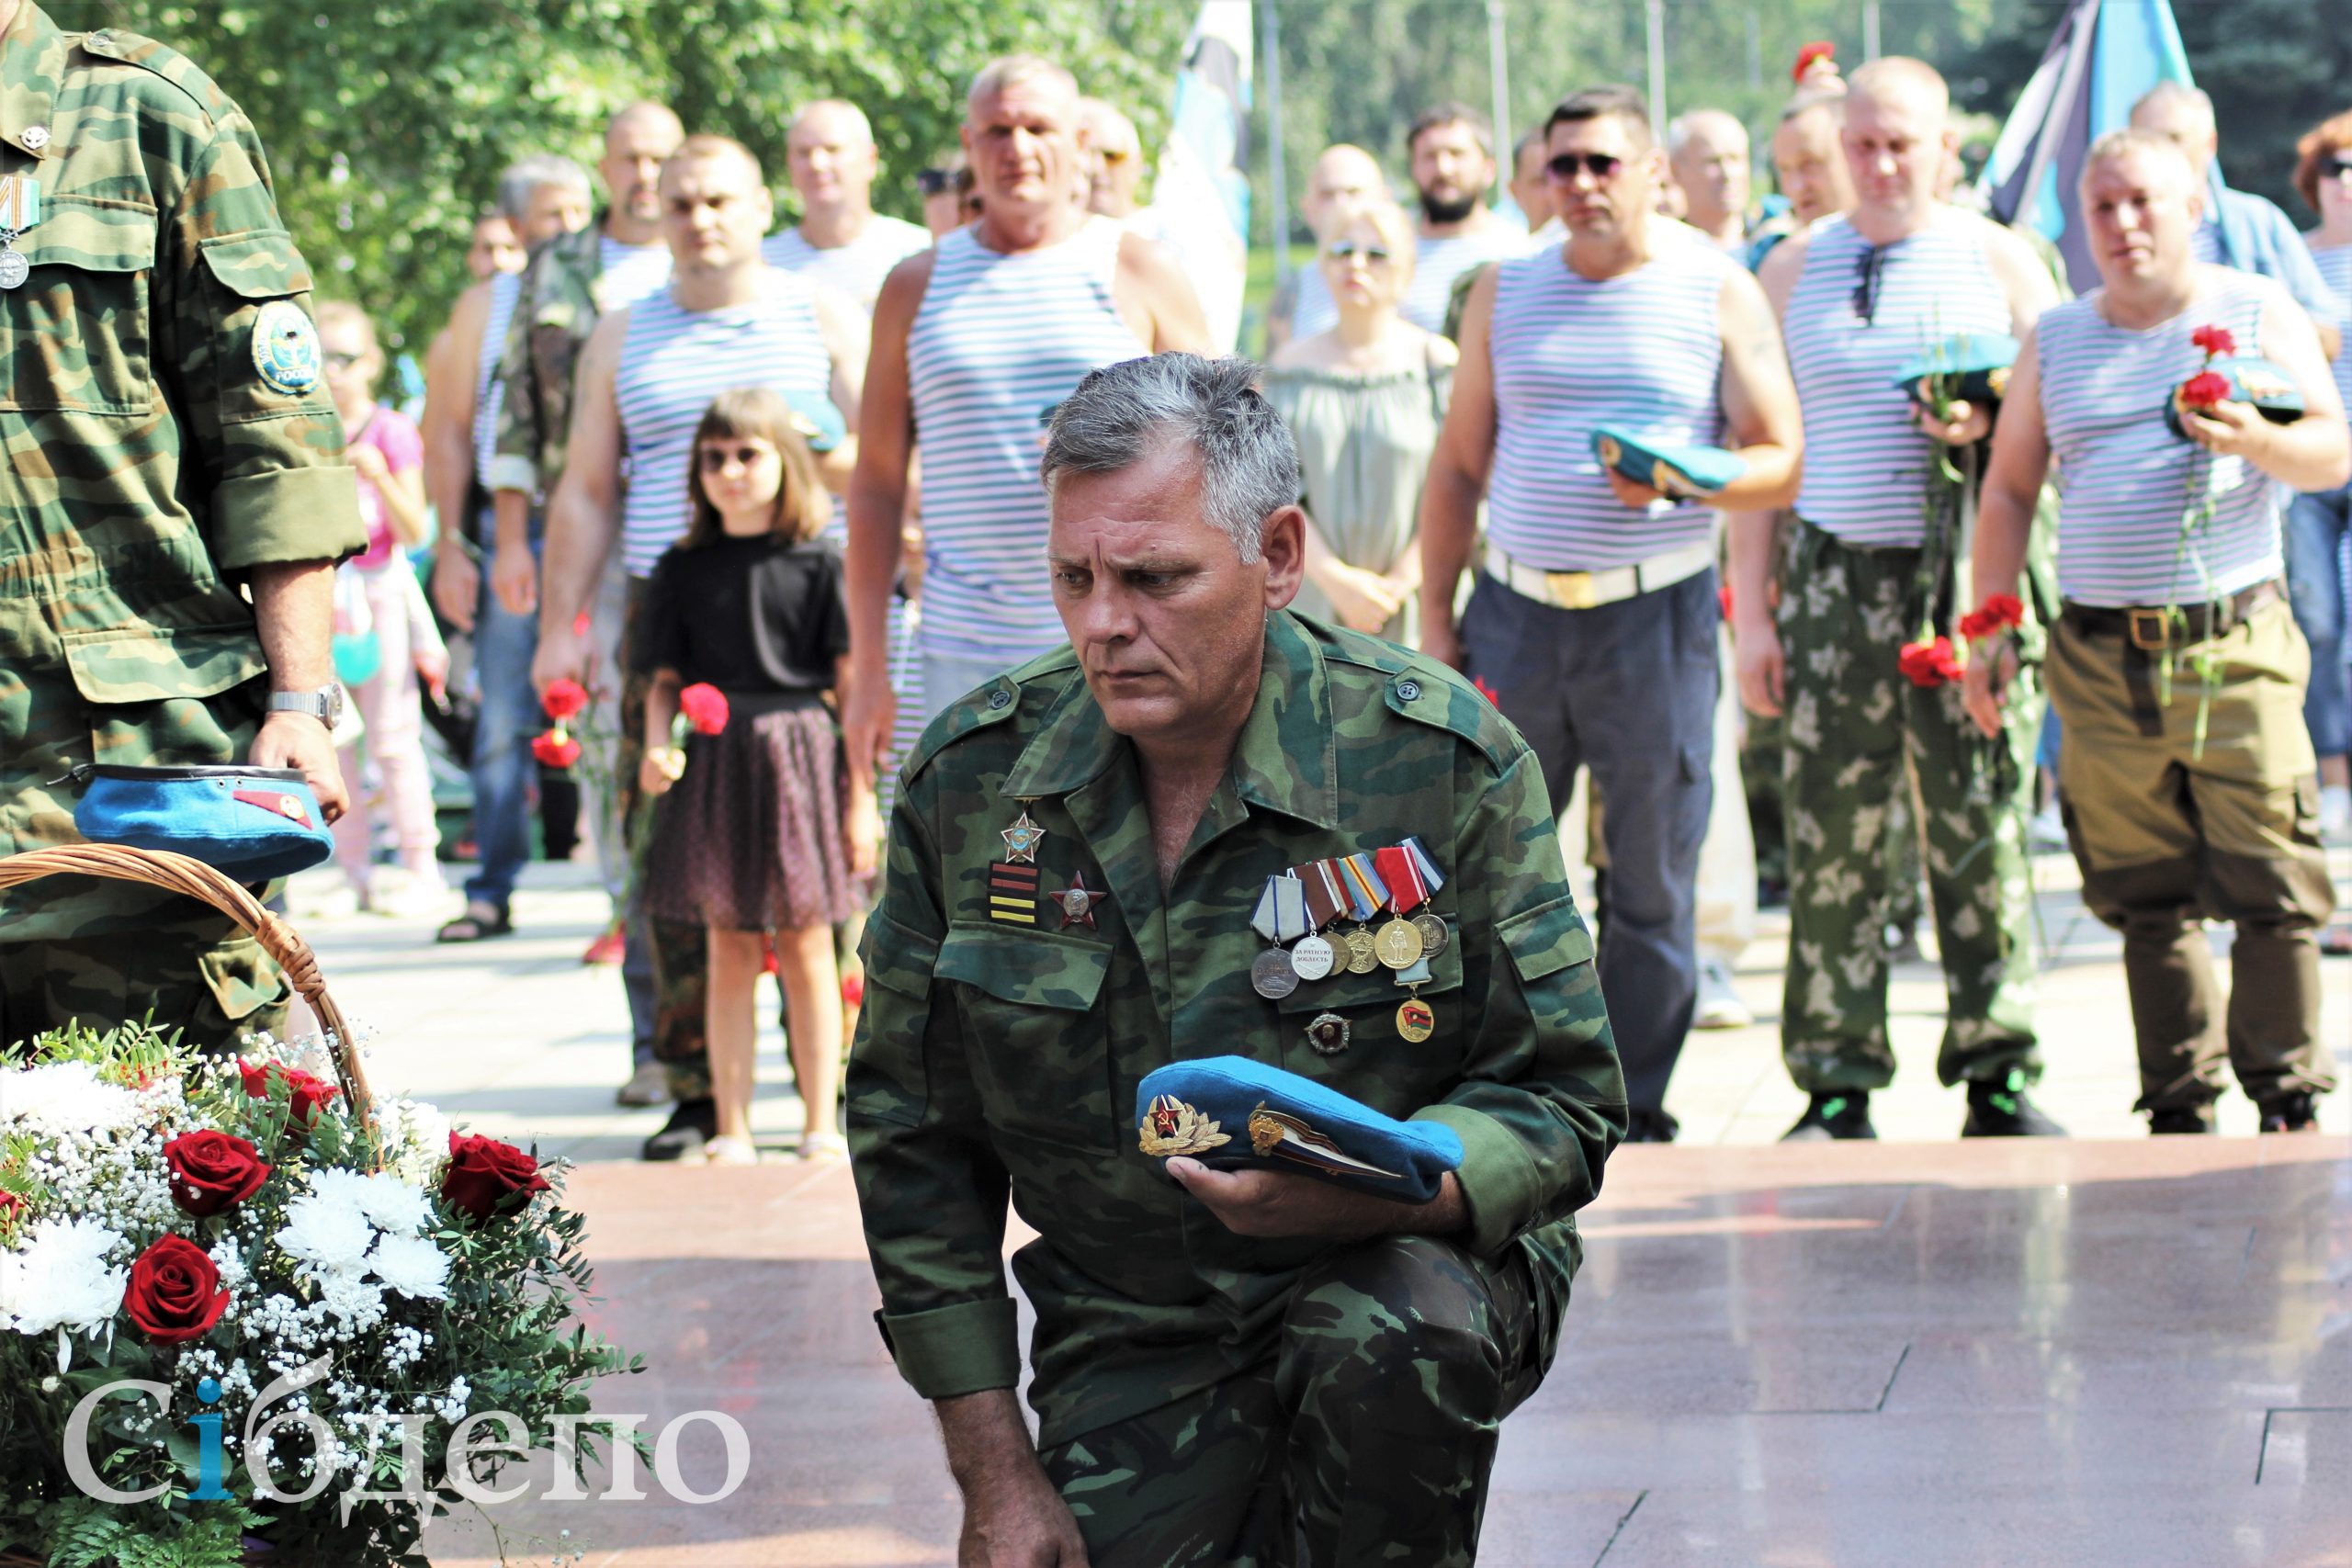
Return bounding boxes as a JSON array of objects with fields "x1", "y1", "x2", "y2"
[
  {"x1": 72, "y1": 764, "x2": 334, "y2": 882},
  {"x1": 1892, "y1": 332, "x2": 2020, "y2": 410},
  {"x1": 1136, "y1": 1055, "x2": 1464, "y2": 1205},
  {"x1": 783, "y1": 387, "x2": 849, "y2": 453},
  {"x1": 1589, "y1": 426, "x2": 1747, "y2": 501},
  {"x1": 2164, "y1": 355, "x2": 2307, "y2": 439}
]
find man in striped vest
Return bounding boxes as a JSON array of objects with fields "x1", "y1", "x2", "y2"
[
  {"x1": 760, "y1": 99, "x2": 933, "y2": 313},
  {"x1": 1965, "y1": 130, "x2": 2346, "y2": 1135},
  {"x1": 535, "y1": 134, "x2": 869, "y2": 1160},
  {"x1": 1736, "y1": 58, "x2": 2062, "y2": 1143},
  {"x1": 1419, "y1": 85, "x2": 1803, "y2": 1144},
  {"x1": 842, "y1": 53, "x2": 1209, "y2": 781}
]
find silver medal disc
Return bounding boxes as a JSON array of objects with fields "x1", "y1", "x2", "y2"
[
  {"x1": 1250, "y1": 947, "x2": 1300, "y2": 999},
  {"x1": 0, "y1": 250, "x2": 28, "y2": 290},
  {"x1": 1290, "y1": 933, "x2": 1336, "y2": 982}
]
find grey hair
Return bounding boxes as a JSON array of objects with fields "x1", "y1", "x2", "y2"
[
  {"x1": 967, "y1": 54, "x2": 1078, "y2": 118},
  {"x1": 493, "y1": 153, "x2": 590, "y2": 220},
  {"x1": 1041, "y1": 355, "x2": 1299, "y2": 565},
  {"x1": 2132, "y1": 80, "x2": 2214, "y2": 130}
]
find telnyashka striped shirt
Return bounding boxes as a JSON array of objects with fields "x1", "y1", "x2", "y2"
[
  {"x1": 615, "y1": 269, "x2": 834, "y2": 577},
  {"x1": 761, "y1": 215, "x2": 933, "y2": 312},
  {"x1": 1485, "y1": 239, "x2": 1735, "y2": 570},
  {"x1": 2308, "y1": 241, "x2": 2352, "y2": 423},
  {"x1": 907, "y1": 217, "x2": 1142, "y2": 663},
  {"x1": 2039, "y1": 269, "x2": 2288, "y2": 607},
  {"x1": 1786, "y1": 208, "x2": 2012, "y2": 546},
  {"x1": 469, "y1": 269, "x2": 523, "y2": 538},
  {"x1": 1400, "y1": 222, "x2": 1530, "y2": 334}
]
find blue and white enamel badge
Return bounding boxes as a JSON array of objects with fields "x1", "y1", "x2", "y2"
[{"x1": 250, "y1": 299, "x2": 322, "y2": 394}]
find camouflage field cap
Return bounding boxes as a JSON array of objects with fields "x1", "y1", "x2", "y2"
[
  {"x1": 1136, "y1": 1055, "x2": 1464, "y2": 1204},
  {"x1": 1892, "y1": 331, "x2": 2020, "y2": 410},
  {"x1": 1589, "y1": 425, "x2": 1747, "y2": 501},
  {"x1": 72, "y1": 764, "x2": 334, "y2": 881}
]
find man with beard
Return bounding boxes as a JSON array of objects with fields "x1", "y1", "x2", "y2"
[{"x1": 1399, "y1": 103, "x2": 1527, "y2": 334}]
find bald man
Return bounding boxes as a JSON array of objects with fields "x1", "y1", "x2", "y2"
[
  {"x1": 1266, "y1": 142, "x2": 1387, "y2": 351},
  {"x1": 2132, "y1": 83, "x2": 2340, "y2": 361},
  {"x1": 1669, "y1": 107, "x2": 1753, "y2": 250},
  {"x1": 1078, "y1": 96, "x2": 1147, "y2": 218},
  {"x1": 762, "y1": 99, "x2": 933, "y2": 312},
  {"x1": 1741, "y1": 57, "x2": 2064, "y2": 1142}
]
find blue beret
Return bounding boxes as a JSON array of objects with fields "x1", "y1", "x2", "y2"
[
  {"x1": 1589, "y1": 426, "x2": 1747, "y2": 500},
  {"x1": 2165, "y1": 355, "x2": 2307, "y2": 439},
  {"x1": 783, "y1": 388, "x2": 848, "y2": 453},
  {"x1": 1135, "y1": 1055, "x2": 1464, "y2": 1205},
  {"x1": 73, "y1": 765, "x2": 334, "y2": 882},
  {"x1": 1892, "y1": 332, "x2": 2019, "y2": 409}
]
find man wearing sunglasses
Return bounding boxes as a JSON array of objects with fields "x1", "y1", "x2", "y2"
[
  {"x1": 1736, "y1": 57, "x2": 2063, "y2": 1144},
  {"x1": 761, "y1": 99, "x2": 932, "y2": 314},
  {"x1": 1419, "y1": 84, "x2": 1803, "y2": 1145}
]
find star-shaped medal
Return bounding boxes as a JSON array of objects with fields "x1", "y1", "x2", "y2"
[
  {"x1": 1001, "y1": 808, "x2": 1046, "y2": 864},
  {"x1": 1054, "y1": 869, "x2": 1103, "y2": 929}
]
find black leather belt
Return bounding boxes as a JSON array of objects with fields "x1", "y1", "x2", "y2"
[{"x1": 2062, "y1": 580, "x2": 2282, "y2": 650}]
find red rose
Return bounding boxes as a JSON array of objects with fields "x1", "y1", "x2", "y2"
[
  {"x1": 531, "y1": 730, "x2": 582, "y2": 768},
  {"x1": 124, "y1": 1235, "x2": 231, "y2": 1346},
  {"x1": 2179, "y1": 370, "x2": 2232, "y2": 411},
  {"x1": 2191, "y1": 323, "x2": 2235, "y2": 358},
  {"x1": 678, "y1": 683, "x2": 729, "y2": 736},
  {"x1": 441, "y1": 1132, "x2": 550, "y2": 1223},
  {"x1": 164, "y1": 1131, "x2": 272, "y2": 1218},
  {"x1": 1897, "y1": 637, "x2": 1962, "y2": 688},
  {"x1": 541, "y1": 678, "x2": 590, "y2": 722},
  {"x1": 238, "y1": 1060, "x2": 340, "y2": 1124}
]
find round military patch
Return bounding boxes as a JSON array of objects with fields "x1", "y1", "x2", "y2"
[{"x1": 251, "y1": 299, "x2": 322, "y2": 394}]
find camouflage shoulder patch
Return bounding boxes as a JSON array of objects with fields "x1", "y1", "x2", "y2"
[
  {"x1": 901, "y1": 649, "x2": 1084, "y2": 784},
  {"x1": 74, "y1": 28, "x2": 238, "y2": 126}
]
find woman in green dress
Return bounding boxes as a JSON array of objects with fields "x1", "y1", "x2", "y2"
[{"x1": 1265, "y1": 201, "x2": 1456, "y2": 645}]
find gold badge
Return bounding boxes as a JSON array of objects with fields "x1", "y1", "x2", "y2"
[
  {"x1": 1246, "y1": 1102, "x2": 1405, "y2": 1179},
  {"x1": 1000, "y1": 807, "x2": 1046, "y2": 864},
  {"x1": 1396, "y1": 998, "x2": 1435, "y2": 1043},
  {"x1": 1138, "y1": 1095, "x2": 1231, "y2": 1157},
  {"x1": 1987, "y1": 365, "x2": 2012, "y2": 400}
]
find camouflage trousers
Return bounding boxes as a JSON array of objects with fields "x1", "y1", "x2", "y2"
[
  {"x1": 1040, "y1": 1235, "x2": 1553, "y2": 1567},
  {"x1": 1776, "y1": 521, "x2": 2041, "y2": 1092},
  {"x1": 618, "y1": 577, "x2": 711, "y2": 1101},
  {"x1": 1, "y1": 918, "x2": 288, "y2": 1055}
]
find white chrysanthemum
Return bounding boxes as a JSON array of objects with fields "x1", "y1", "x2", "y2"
[
  {"x1": 312, "y1": 1269, "x2": 386, "y2": 1328},
  {"x1": 2, "y1": 1218, "x2": 128, "y2": 1335},
  {"x1": 376, "y1": 1099, "x2": 451, "y2": 1187},
  {"x1": 304, "y1": 1168, "x2": 376, "y2": 1212},
  {"x1": 366, "y1": 1233, "x2": 449, "y2": 1299},
  {"x1": 276, "y1": 1193, "x2": 373, "y2": 1275},
  {"x1": 354, "y1": 1173, "x2": 431, "y2": 1236},
  {"x1": 0, "y1": 1061, "x2": 139, "y2": 1136}
]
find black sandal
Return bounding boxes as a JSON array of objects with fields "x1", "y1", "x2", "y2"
[{"x1": 436, "y1": 903, "x2": 513, "y2": 943}]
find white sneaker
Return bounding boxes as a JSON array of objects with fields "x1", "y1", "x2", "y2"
[
  {"x1": 1693, "y1": 959, "x2": 1753, "y2": 1031},
  {"x1": 704, "y1": 1135, "x2": 761, "y2": 1167},
  {"x1": 2320, "y1": 784, "x2": 2351, "y2": 840}
]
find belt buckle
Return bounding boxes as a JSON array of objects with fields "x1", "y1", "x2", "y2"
[
  {"x1": 1544, "y1": 570, "x2": 1598, "y2": 610},
  {"x1": 2127, "y1": 608, "x2": 2170, "y2": 650}
]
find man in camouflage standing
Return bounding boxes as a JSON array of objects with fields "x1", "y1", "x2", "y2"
[
  {"x1": 848, "y1": 355, "x2": 1624, "y2": 1565},
  {"x1": 0, "y1": 0, "x2": 362, "y2": 1048}
]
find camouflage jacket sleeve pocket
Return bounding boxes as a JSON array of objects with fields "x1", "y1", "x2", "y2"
[{"x1": 851, "y1": 912, "x2": 943, "y2": 1129}]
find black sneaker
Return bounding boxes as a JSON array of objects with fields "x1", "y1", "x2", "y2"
[
  {"x1": 2256, "y1": 1090, "x2": 2319, "y2": 1134},
  {"x1": 1781, "y1": 1092, "x2": 1876, "y2": 1142},
  {"x1": 642, "y1": 1096, "x2": 717, "y2": 1161},
  {"x1": 1962, "y1": 1069, "x2": 2066, "y2": 1137},
  {"x1": 2148, "y1": 1105, "x2": 2216, "y2": 1135},
  {"x1": 1623, "y1": 1108, "x2": 1679, "y2": 1144}
]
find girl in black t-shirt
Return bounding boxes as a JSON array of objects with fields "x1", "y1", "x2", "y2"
[{"x1": 637, "y1": 388, "x2": 878, "y2": 1167}]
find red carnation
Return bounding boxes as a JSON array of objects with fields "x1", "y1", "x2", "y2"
[
  {"x1": 541, "y1": 678, "x2": 589, "y2": 722},
  {"x1": 0, "y1": 1189, "x2": 24, "y2": 1220},
  {"x1": 1793, "y1": 40, "x2": 1835, "y2": 82},
  {"x1": 1473, "y1": 675, "x2": 1501, "y2": 707},
  {"x1": 164, "y1": 1131, "x2": 272, "y2": 1218},
  {"x1": 2190, "y1": 323, "x2": 2235, "y2": 358},
  {"x1": 2180, "y1": 371, "x2": 2232, "y2": 412},
  {"x1": 441, "y1": 1132, "x2": 550, "y2": 1224},
  {"x1": 124, "y1": 1235, "x2": 231, "y2": 1346},
  {"x1": 678, "y1": 683, "x2": 730, "y2": 737},
  {"x1": 238, "y1": 1060, "x2": 340, "y2": 1124},
  {"x1": 1958, "y1": 593, "x2": 2028, "y2": 641},
  {"x1": 1897, "y1": 637, "x2": 1962, "y2": 688},
  {"x1": 531, "y1": 730, "x2": 582, "y2": 769}
]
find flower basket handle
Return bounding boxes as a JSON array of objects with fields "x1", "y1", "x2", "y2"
[{"x1": 0, "y1": 844, "x2": 373, "y2": 1127}]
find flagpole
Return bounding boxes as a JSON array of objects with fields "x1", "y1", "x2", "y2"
[
  {"x1": 1262, "y1": 0, "x2": 1289, "y2": 284},
  {"x1": 1487, "y1": 0, "x2": 1510, "y2": 158},
  {"x1": 1863, "y1": 0, "x2": 1882, "y2": 60},
  {"x1": 1645, "y1": 0, "x2": 1667, "y2": 141}
]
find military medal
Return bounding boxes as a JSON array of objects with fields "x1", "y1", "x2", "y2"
[
  {"x1": 1248, "y1": 875, "x2": 1306, "y2": 999},
  {"x1": 1052, "y1": 869, "x2": 1103, "y2": 929},
  {"x1": 1337, "y1": 853, "x2": 1387, "y2": 975},
  {"x1": 1400, "y1": 836, "x2": 1451, "y2": 957},
  {"x1": 1393, "y1": 952, "x2": 1436, "y2": 1042},
  {"x1": 1305, "y1": 1011, "x2": 1351, "y2": 1055},
  {"x1": 1292, "y1": 863, "x2": 1344, "y2": 982},
  {"x1": 1000, "y1": 803, "x2": 1046, "y2": 864},
  {"x1": 0, "y1": 175, "x2": 39, "y2": 291},
  {"x1": 1371, "y1": 846, "x2": 1427, "y2": 970}
]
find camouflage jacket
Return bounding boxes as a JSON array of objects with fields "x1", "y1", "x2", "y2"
[
  {"x1": 847, "y1": 610, "x2": 1627, "y2": 1445},
  {"x1": 0, "y1": 3, "x2": 361, "y2": 932},
  {"x1": 486, "y1": 220, "x2": 667, "y2": 500}
]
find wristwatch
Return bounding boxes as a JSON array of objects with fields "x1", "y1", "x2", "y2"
[{"x1": 266, "y1": 684, "x2": 345, "y2": 728}]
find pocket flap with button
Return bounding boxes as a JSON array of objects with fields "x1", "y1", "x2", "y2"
[
  {"x1": 937, "y1": 921, "x2": 1111, "y2": 1010},
  {"x1": 861, "y1": 913, "x2": 942, "y2": 1002},
  {"x1": 1497, "y1": 896, "x2": 1596, "y2": 985},
  {"x1": 198, "y1": 230, "x2": 314, "y2": 299},
  {"x1": 62, "y1": 626, "x2": 266, "y2": 705},
  {"x1": 35, "y1": 200, "x2": 157, "y2": 272}
]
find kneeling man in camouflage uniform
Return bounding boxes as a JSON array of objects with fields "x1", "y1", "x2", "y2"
[
  {"x1": 1967, "y1": 130, "x2": 2347, "y2": 1134},
  {"x1": 848, "y1": 354, "x2": 1625, "y2": 1565}
]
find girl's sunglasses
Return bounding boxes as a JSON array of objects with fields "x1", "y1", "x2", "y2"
[
  {"x1": 1546, "y1": 151, "x2": 1623, "y2": 181},
  {"x1": 1325, "y1": 240, "x2": 1393, "y2": 264},
  {"x1": 697, "y1": 443, "x2": 775, "y2": 472}
]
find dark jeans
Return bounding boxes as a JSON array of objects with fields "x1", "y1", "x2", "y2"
[
  {"x1": 1462, "y1": 568, "x2": 1717, "y2": 1116},
  {"x1": 462, "y1": 571, "x2": 540, "y2": 912}
]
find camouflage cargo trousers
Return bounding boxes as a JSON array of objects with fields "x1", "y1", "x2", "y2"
[
  {"x1": 1040, "y1": 1234, "x2": 1555, "y2": 1567},
  {"x1": 617, "y1": 577, "x2": 712, "y2": 1101},
  {"x1": 1776, "y1": 521, "x2": 2041, "y2": 1092}
]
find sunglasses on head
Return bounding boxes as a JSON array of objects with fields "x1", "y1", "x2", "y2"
[
  {"x1": 1545, "y1": 151, "x2": 1623, "y2": 181},
  {"x1": 697, "y1": 442, "x2": 775, "y2": 472},
  {"x1": 1325, "y1": 240, "x2": 1393, "y2": 264},
  {"x1": 1851, "y1": 243, "x2": 1893, "y2": 324}
]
